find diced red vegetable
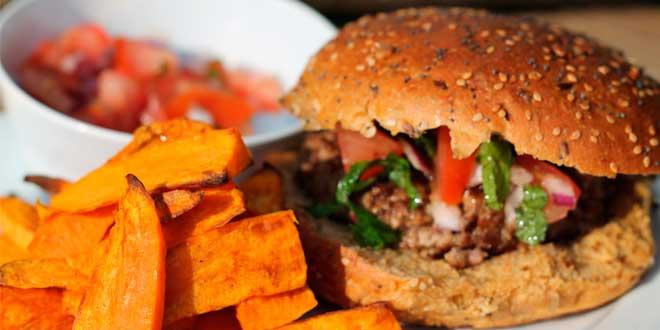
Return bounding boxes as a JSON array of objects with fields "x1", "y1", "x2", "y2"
[
  {"x1": 114, "y1": 39, "x2": 179, "y2": 81},
  {"x1": 516, "y1": 155, "x2": 581, "y2": 223},
  {"x1": 359, "y1": 164, "x2": 385, "y2": 181},
  {"x1": 434, "y1": 127, "x2": 476, "y2": 205},
  {"x1": 225, "y1": 69, "x2": 282, "y2": 111},
  {"x1": 336, "y1": 128, "x2": 403, "y2": 170},
  {"x1": 163, "y1": 86, "x2": 255, "y2": 128}
]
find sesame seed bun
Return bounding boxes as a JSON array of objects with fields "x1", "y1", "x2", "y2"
[{"x1": 282, "y1": 7, "x2": 660, "y2": 177}]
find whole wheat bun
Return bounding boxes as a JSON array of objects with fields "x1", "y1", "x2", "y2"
[
  {"x1": 282, "y1": 7, "x2": 660, "y2": 177},
  {"x1": 264, "y1": 151, "x2": 655, "y2": 329}
]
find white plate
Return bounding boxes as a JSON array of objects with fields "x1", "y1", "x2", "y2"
[{"x1": 1, "y1": 111, "x2": 659, "y2": 329}]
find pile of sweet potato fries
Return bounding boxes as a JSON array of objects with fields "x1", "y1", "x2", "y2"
[{"x1": 0, "y1": 119, "x2": 400, "y2": 330}]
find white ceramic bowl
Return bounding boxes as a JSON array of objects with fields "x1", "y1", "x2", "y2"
[{"x1": 0, "y1": 0, "x2": 335, "y2": 180}]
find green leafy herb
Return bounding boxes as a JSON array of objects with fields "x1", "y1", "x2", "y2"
[
  {"x1": 336, "y1": 161, "x2": 373, "y2": 205},
  {"x1": 515, "y1": 185, "x2": 549, "y2": 245},
  {"x1": 478, "y1": 138, "x2": 514, "y2": 210},
  {"x1": 350, "y1": 203, "x2": 400, "y2": 249},
  {"x1": 381, "y1": 154, "x2": 423, "y2": 209},
  {"x1": 415, "y1": 133, "x2": 436, "y2": 158},
  {"x1": 305, "y1": 201, "x2": 344, "y2": 218}
]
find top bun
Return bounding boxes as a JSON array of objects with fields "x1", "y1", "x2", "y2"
[{"x1": 282, "y1": 7, "x2": 660, "y2": 177}]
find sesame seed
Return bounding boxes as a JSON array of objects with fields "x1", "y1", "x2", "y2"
[
  {"x1": 551, "y1": 44, "x2": 566, "y2": 57},
  {"x1": 629, "y1": 132, "x2": 638, "y2": 143},
  {"x1": 643, "y1": 156, "x2": 651, "y2": 168},
  {"x1": 355, "y1": 64, "x2": 365, "y2": 71},
  {"x1": 576, "y1": 111, "x2": 583, "y2": 120},
  {"x1": 583, "y1": 83, "x2": 593, "y2": 92},
  {"x1": 560, "y1": 142, "x2": 569, "y2": 158},
  {"x1": 532, "y1": 92, "x2": 542, "y2": 102},
  {"x1": 633, "y1": 145, "x2": 643, "y2": 154},
  {"x1": 649, "y1": 126, "x2": 657, "y2": 136},
  {"x1": 598, "y1": 65, "x2": 610, "y2": 75},
  {"x1": 493, "y1": 82, "x2": 504, "y2": 90},
  {"x1": 366, "y1": 57, "x2": 375, "y2": 67},
  {"x1": 496, "y1": 29, "x2": 506, "y2": 37},
  {"x1": 498, "y1": 109, "x2": 508, "y2": 119},
  {"x1": 570, "y1": 130, "x2": 581, "y2": 140},
  {"x1": 498, "y1": 73, "x2": 508, "y2": 82},
  {"x1": 528, "y1": 71, "x2": 542, "y2": 80},
  {"x1": 525, "y1": 110, "x2": 532, "y2": 121},
  {"x1": 486, "y1": 45, "x2": 495, "y2": 54},
  {"x1": 590, "y1": 135, "x2": 598, "y2": 143},
  {"x1": 566, "y1": 93, "x2": 576, "y2": 102},
  {"x1": 535, "y1": 133, "x2": 543, "y2": 141},
  {"x1": 330, "y1": 52, "x2": 338, "y2": 61},
  {"x1": 552, "y1": 127, "x2": 561, "y2": 136},
  {"x1": 617, "y1": 99, "x2": 629, "y2": 108},
  {"x1": 651, "y1": 138, "x2": 659, "y2": 147},
  {"x1": 456, "y1": 79, "x2": 467, "y2": 87},
  {"x1": 592, "y1": 129, "x2": 601, "y2": 137},
  {"x1": 422, "y1": 22, "x2": 432, "y2": 31},
  {"x1": 565, "y1": 64, "x2": 576, "y2": 72},
  {"x1": 566, "y1": 73, "x2": 578, "y2": 83},
  {"x1": 578, "y1": 101, "x2": 590, "y2": 110},
  {"x1": 448, "y1": 23, "x2": 457, "y2": 30},
  {"x1": 480, "y1": 30, "x2": 490, "y2": 38},
  {"x1": 609, "y1": 162, "x2": 618, "y2": 172},
  {"x1": 606, "y1": 115, "x2": 615, "y2": 124},
  {"x1": 505, "y1": 39, "x2": 515, "y2": 46},
  {"x1": 472, "y1": 113, "x2": 484, "y2": 122},
  {"x1": 462, "y1": 72, "x2": 473, "y2": 80}
]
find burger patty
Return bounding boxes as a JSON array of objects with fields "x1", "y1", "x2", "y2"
[{"x1": 298, "y1": 131, "x2": 615, "y2": 269}]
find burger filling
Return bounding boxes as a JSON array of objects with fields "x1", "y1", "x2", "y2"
[{"x1": 299, "y1": 128, "x2": 616, "y2": 268}]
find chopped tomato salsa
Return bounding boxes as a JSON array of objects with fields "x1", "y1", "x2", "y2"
[{"x1": 20, "y1": 24, "x2": 282, "y2": 133}]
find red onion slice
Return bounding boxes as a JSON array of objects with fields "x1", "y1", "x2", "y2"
[
  {"x1": 551, "y1": 193, "x2": 577, "y2": 207},
  {"x1": 401, "y1": 140, "x2": 434, "y2": 179},
  {"x1": 428, "y1": 200, "x2": 463, "y2": 232}
]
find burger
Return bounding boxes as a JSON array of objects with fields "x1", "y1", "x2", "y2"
[{"x1": 281, "y1": 7, "x2": 659, "y2": 328}]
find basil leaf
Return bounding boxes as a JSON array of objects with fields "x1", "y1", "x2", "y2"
[
  {"x1": 515, "y1": 185, "x2": 549, "y2": 245},
  {"x1": 336, "y1": 161, "x2": 373, "y2": 205},
  {"x1": 350, "y1": 203, "x2": 400, "y2": 249},
  {"x1": 415, "y1": 134, "x2": 436, "y2": 158},
  {"x1": 381, "y1": 154, "x2": 423, "y2": 209},
  {"x1": 478, "y1": 138, "x2": 514, "y2": 210},
  {"x1": 305, "y1": 201, "x2": 344, "y2": 218}
]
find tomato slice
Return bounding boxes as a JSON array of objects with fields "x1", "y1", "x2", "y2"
[
  {"x1": 225, "y1": 68, "x2": 282, "y2": 111},
  {"x1": 434, "y1": 127, "x2": 476, "y2": 205},
  {"x1": 516, "y1": 155, "x2": 581, "y2": 223},
  {"x1": 163, "y1": 86, "x2": 255, "y2": 128},
  {"x1": 114, "y1": 39, "x2": 179, "y2": 81},
  {"x1": 336, "y1": 128, "x2": 403, "y2": 170}
]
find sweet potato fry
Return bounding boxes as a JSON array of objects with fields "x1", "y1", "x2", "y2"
[
  {"x1": 110, "y1": 119, "x2": 213, "y2": 163},
  {"x1": 0, "y1": 236, "x2": 29, "y2": 266},
  {"x1": 0, "y1": 286, "x2": 74, "y2": 330},
  {"x1": 52, "y1": 128, "x2": 251, "y2": 212},
  {"x1": 28, "y1": 207, "x2": 115, "y2": 259},
  {"x1": 0, "y1": 258, "x2": 87, "y2": 290},
  {"x1": 162, "y1": 186, "x2": 245, "y2": 248},
  {"x1": 165, "y1": 308, "x2": 240, "y2": 330},
  {"x1": 73, "y1": 175, "x2": 166, "y2": 330},
  {"x1": 0, "y1": 197, "x2": 39, "y2": 249},
  {"x1": 164, "y1": 210, "x2": 306, "y2": 324},
  {"x1": 239, "y1": 164, "x2": 285, "y2": 215},
  {"x1": 236, "y1": 287, "x2": 318, "y2": 330},
  {"x1": 275, "y1": 304, "x2": 401, "y2": 330},
  {"x1": 156, "y1": 189, "x2": 204, "y2": 220},
  {"x1": 24, "y1": 175, "x2": 70, "y2": 194}
]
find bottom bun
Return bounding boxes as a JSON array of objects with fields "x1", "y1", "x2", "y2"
[{"x1": 295, "y1": 179, "x2": 655, "y2": 328}]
